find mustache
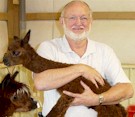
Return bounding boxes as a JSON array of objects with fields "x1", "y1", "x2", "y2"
[
  {"x1": 71, "y1": 25, "x2": 84, "y2": 29},
  {"x1": 63, "y1": 23, "x2": 90, "y2": 41}
]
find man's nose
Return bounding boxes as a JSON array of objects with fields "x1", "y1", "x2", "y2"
[{"x1": 76, "y1": 17, "x2": 82, "y2": 24}]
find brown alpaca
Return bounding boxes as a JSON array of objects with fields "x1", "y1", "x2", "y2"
[
  {"x1": 0, "y1": 71, "x2": 37, "y2": 117},
  {"x1": 3, "y1": 30, "x2": 127, "y2": 117}
]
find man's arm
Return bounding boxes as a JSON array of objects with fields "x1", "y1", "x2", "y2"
[
  {"x1": 33, "y1": 64, "x2": 104, "y2": 91},
  {"x1": 63, "y1": 81, "x2": 134, "y2": 106},
  {"x1": 101, "y1": 83, "x2": 134, "y2": 105}
]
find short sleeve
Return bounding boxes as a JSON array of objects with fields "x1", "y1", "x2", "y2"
[{"x1": 103, "y1": 47, "x2": 130, "y2": 85}]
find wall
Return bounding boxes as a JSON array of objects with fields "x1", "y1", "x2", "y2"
[
  {"x1": 0, "y1": 0, "x2": 8, "y2": 62},
  {"x1": 0, "y1": 0, "x2": 135, "y2": 116}
]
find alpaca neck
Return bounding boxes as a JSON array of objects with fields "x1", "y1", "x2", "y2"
[
  {"x1": 0, "y1": 98, "x2": 15, "y2": 116},
  {"x1": 24, "y1": 53, "x2": 68, "y2": 73}
]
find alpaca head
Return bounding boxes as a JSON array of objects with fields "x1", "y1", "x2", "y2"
[
  {"x1": 3, "y1": 30, "x2": 35, "y2": 67},
  {"x1": 0, "y1": 71, "x2": 37, "y2": 112}
]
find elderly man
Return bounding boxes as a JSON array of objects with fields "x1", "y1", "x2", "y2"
[{"x1": 34, "y1": 1, "x2": 134, "y2": 117}]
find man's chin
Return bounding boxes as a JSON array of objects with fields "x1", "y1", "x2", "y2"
[
  {"x1": 68, "y1": 34, "x2": 87, "y2": 41},
  {"x1": 64, "y1": 26, "x2": 89, "y2": 41}
]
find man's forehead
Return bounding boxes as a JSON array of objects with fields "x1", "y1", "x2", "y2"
[
  {"x1": 64, "y1": 3, "x2": 89, "y2": 15},
  {"x1": 65, "y1": 1, "x2": 89, "y2": 10}
]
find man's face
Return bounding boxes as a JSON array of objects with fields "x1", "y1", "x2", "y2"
[{"x1": 61, "y1": 2, "x2": 92, "y2": 41}]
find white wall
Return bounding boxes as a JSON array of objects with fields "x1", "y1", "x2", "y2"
[
  {"x1": 0, "y1": 21, "x2": 8, "y2": 62},
  {"x1": 90, "y1": 20, "x2": 135, "y2": 64}
]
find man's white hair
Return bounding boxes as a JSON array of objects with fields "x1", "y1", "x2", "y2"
[{"x1": 60, "y1": 0, "x2": 93, "y2": 20}]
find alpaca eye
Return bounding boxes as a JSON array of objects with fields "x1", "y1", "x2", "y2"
[
  {"x1": 8, "y1": 47, "x2": 11, "y2": 51},
  {"x1": 12, "y1": 51, "x2": 20, "y2": 56},
  {"x1": 13, "y1": 95, "x2": 18, "y2": 100}
]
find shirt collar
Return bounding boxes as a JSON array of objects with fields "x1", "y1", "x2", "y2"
[
  {"x1": 85, "y1": 38, "x2": 96, "y2": 54},
  {"x1": 61, "y1": 35, "x2": 73, "y2": 53},
  {"x1": 61, "y1": 35, "x2": 96, "y2": 55}
]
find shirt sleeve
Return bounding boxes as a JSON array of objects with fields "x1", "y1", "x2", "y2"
[{"x1": 103, "y1": 46, "x2": 131, "y2": 85}]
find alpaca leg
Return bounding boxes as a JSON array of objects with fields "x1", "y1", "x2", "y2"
[
  {"x1": 46, "y1": 95, "x2": 74, "y2": 117},
  {"x1": 94, "y1": 105, "x2": 127, "y2": 117}
]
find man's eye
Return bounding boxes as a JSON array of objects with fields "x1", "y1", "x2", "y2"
[
  {"x1": 69, "y1": 17, "x2": 76, "y2": 20},
  {"x1": 81, "y1": 17, "x2": 88, "y2": 20}
]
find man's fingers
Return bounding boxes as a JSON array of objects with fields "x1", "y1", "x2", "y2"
[
  {"x1": 63, "y1": 91, "x2": 80, "y2": 98},
  {"x1": 94, "y1": 70, "x2": 104, "y2": 86},
  {"x1": 80, "y1": 81, "x2": 90, "y2": 90},
  {"x1": 91, "y1": 78, "x2": 99, "y2": 88},
  {"x1": 95, "y1": 76, "x2": 104, "y2": 86}
]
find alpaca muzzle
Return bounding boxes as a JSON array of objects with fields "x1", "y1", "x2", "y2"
[{"x1": 3, "y1": 55, "x2": 11, "y2": 66}]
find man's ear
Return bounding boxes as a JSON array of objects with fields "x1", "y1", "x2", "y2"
[
  {"x1": 14, "y1": 36, "x2": 19, "y2": 41},
  {"x1": 90, "y1": 17, "x2": 93, "y2": 25},
  {"x1": 59, "y1": 17, "x2": 64, "y2": 25}
]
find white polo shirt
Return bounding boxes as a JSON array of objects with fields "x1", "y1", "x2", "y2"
[{"x1": 37, "y1": 36, "x2": 130, "y2": 117}]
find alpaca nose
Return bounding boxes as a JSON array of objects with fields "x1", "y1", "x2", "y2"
[
  {"x1": 3, "y1": 57, "x2": 10, "y2": 66},
  {"x1": 3, "y1": 57, "x2": 8, "y2": 63},
  {"x1": 31, "y1": 97, "x2": 41, "y2": 109},
  {"x1": 30, "y1": 97, "x2": 40, "y2": 109}
]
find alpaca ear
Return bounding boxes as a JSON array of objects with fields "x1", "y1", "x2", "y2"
[
  {"x1": 14, "y1": 36, "x2": 19, "y2": 40},
  {"x1": 22, "y1": 30, "x2": 31, "y2": 44},
  {"x1": 0, "y1": 84, "x2": 2, "y2": 89},
  {"x1": 1, "y1": 73, "x2": 11, "y2": 90},
  {"x1": 11, "y1": 71, "x2": 19, "y2": 80}
]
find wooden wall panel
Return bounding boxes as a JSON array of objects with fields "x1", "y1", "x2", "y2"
[
  {"x1": 0, "y1": 13, "x2": 7, "y2": 20},
  {"x1": 7, "y1": 0, "x2": 19, "y2": 43},
  {"x1": 26, "y1": 12, "x2": 135, "y2": 21},
  {"x1": 2, "y1": 11, "x2": 135, "y2": 22}
]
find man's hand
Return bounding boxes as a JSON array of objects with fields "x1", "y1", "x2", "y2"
[
  {"x1": 78, "y1": 64, "x2": 104, "y2": 88},
  {"x1": 63, "y1": 81, "x2": 99, "y2": 106}
]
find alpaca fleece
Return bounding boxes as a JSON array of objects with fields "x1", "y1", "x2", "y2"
[{"x1": 0, "y1": 71, "x2": 37, "y2": 117}]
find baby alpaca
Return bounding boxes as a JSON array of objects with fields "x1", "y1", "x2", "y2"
[
  {"x1": 0, "y1": 71, "x2": 37, "y2": 117},
  {"x1": 3, "y1": 30, "x2": 127, "y2": 117}
]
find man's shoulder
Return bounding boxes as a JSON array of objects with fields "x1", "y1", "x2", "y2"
[
  {"x1": 40, "y1": 37, "x2": 63, "y2": 46},
  {"x1": 89, "y1": 39, "x2": 113, "y2": 51},
  {"x1": 37, "y1": 37, "x2": 64, "y2": 53}
]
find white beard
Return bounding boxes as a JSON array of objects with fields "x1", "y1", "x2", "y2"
[{"x1": 63, "y1": 23, "x2": 90, "y2": 41}]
